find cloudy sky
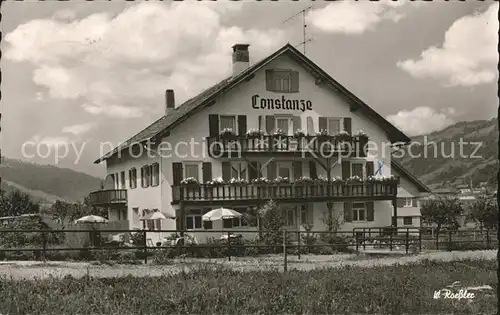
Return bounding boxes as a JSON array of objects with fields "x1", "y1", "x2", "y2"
[{"x1": 2, "y1": 1, "x2": 498, "y2": 177}]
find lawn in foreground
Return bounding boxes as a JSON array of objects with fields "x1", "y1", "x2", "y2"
[{"x1": 0, "y1": 259, "x2": 496, "y2": 314}]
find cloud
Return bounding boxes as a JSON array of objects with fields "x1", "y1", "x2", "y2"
[
  {"x1": 30, "y1": 135, "x2": 73, "y2": 148},
  {"x1": 386, "y1": 107, "x2": 457, "y2": 136},
  {"x1": 397, "y1": 3, "x2": 499, "y2": 87},
  {"x1": 62, "y1": 123, "x2": 96, "y2": 135},
  {"x1": 308, "y1": 0, "x2": 410, "y2": 34},
  {"x1": 4, "y1": 2, "x2": 285, "y2": 119}
]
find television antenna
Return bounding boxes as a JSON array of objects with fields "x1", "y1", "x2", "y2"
[{"x1": 282, "y1": 5, "x2": 313, "y2": 55}]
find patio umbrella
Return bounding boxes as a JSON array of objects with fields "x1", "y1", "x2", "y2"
[
  {"x1": 74, "y1": 215, "x2": 108, "y2": 224},
  {"x1": 202, "y1": 208, "x2": 242, "y2": 221},
  {"x1": 142, "y1": 211, "x2": 176, "y2": 220}
]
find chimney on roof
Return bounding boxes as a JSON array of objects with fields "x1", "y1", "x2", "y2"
[
  {"x1": 232, "y1": 44, "x2": 250, "y2": 76},
  {"x1": 165, "y1": 89, "x2": 175, "y2": 115}
]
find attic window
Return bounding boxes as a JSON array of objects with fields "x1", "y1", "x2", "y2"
[{"x1": 266, "y1": 69, "x2": 299, "y2": 93}]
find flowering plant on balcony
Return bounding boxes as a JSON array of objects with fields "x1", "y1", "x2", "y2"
[
  {"x1": 229, "y1": 177, "x2": 248, "y2": 186},
  {"x1": 346, "y1": 175, "x2": 363, "y2": 184},
  {"x1": 295, "y1": 176, "x2": 314, "y2": 184},
  {"x1": 219, "y1": 128, "x2": 236, "y2": 139},
  {"x1": 273, "y1": 128, "x2": 286, "y2": 136},
  {"x1": 294, "y1": 129, "x2": 306, "y2": 138},
  {"x1": 313, "y1": 175, "x2": 328, "y2": 183},
  {"x1": 246, "y1": 128, "x2": 264, "y2": 138},
  {"x1": 367, "y1": 175, "x2": 398, "y2": 183},
  {"x1": 335, "y1": 130, "x2": 352, "y2": 142},
  {"x1": 206, "y1": 177, "x2": 225, "y2": 186},
  {"x1": 353, "y1": 129, "x2": 368, "y2": 138},
  {"x1": 180, "y1": 177, "x2": 200, "y2": 186},
  {"x1": 315, "y1": 129, "x2": 330, "y2": 138},
  {"x1": 273, "y1": 176, "x2": 290, "y2": 184},
  {"x1": 252, "y1": 177, "x2": 270, "y2": 185}
]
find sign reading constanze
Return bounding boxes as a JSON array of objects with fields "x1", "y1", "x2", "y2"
[{"x1": 252, "y1": 94, "x2": 312, "y2": 112}]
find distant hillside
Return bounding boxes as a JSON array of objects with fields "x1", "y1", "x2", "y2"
[
  {"x1": 394, "y1": 118, "x2": 498, "y2": 190},
  {"x1": 0, "y1": 157, "x2": 103, "y2": 203}
]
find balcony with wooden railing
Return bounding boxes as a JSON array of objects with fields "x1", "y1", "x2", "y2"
[
  {"x1": 205, "y1": 134, "x2": 369, "y2": 158},
  {"x1": 88, "y1": 189, "x2": 128, "y2": 206},
  {"x1": 172, "y1": 179, "x2": 398, "y2": 205}
]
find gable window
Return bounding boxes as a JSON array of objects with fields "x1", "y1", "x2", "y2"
[
  {"x1": 403, "y1": 217, "x2": 413, "y2": 225},
  {"x1": 120, "y1": 171, "x2": 126, "y2": 189},
  {"x1": 219, "y1": 115, "x2": 236, "y2": 133},
  {"x1": 141, "y1": 166, "x2": 150, "y2": 188},
  {"x1": 184, "y1": 163, "x2": 200, "y2": 181},
  {"x1": 129, "y1": 168, "x2": 137, "y2": 189},
  {"x1": 352, "y1": 202, "x2": 366, "y2": 222},
  {"x1": 404, "y1": 198, "x2": 413, "y2": 207},
  {"x1": 151, "y1": 163, "x2": 160, "y2": 187},
  {"x1": 351, "y1": 162, "x2": 364, "y2": 179},
  {"x1": 327, "y1": 118, "x2": 341, "y2": 135},
  {"x1": 266, "y1": 69, "x2": 299, "y2": 93},
  {"x1": 231, "y1": 162, "x2": 247, "y2": 180}
]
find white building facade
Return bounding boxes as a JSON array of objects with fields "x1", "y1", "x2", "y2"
[{"x1": 90, "y1": 43, "x2": 426, "y2": 244}]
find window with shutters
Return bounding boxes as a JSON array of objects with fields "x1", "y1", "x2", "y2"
[
  {"x1": 327, "y1": 118, "x2": 341, "y2": 135},
  {"x1": 275, "y1": 116, "x2": 293, "y2": 135},
  {"x1": 306, "y1": 116, "x2": 314, "y2": 135},
  {"x1": 219, "y1": 115, "x2": 236, "y2": 133},
  {"x1": 277, "y1": 162, "x2": 293, "y2": 180},
  {"x1": 151, "y1": 163, "x2": 160, "y2": 186},
  {"x1": 183, "y1": 163, "x2": 200, "y2": 181},
  {"x1": 231, "y1": 162, "x2": 247, "y2": 180},
  {"x1": 352, "y1": 202, "x2": 366, "y2": 222},
  {"x1": 403, "y1": 217, "x2": 413, "y2": 225},
  {"x1": 266, "y1": 69, "x2": 299, "y2": 93},
  {"x1": 141, "y1": 166, "x2": 150, "y2": 188},
  {"x1": 132, "y1": 208, "x2": 139, "y2": 226},
  {"x1": 351, "y1": 162, "x2": 365, "y2": 179},
  {"x1": 129, "y1": 168, "x2": 137, "y2": 189}
]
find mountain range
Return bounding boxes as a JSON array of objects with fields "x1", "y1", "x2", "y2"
[{"x1": 0, "y1": 119, "x2": 497, "y2": 204}]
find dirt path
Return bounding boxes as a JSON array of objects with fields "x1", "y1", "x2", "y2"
[{"x1": 0, "y1": 250, "x2": 496, "y2": 280}]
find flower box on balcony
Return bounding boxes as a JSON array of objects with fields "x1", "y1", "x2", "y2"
[
  {"x1": 219, "y1": 128, "x2": 237, "y2": 140},
  {"x1": 181, "y1": 177, "x2": 200, "y2": 188},
  {"x1": 246, "y1": 129, "x2": 265, "y2": 139},
  {"x1": 229, "y1": 178, "x2": 248, "y2": 186},
  {"x1": 293, "y1": 129, "x2": 306, "y2": 138}
]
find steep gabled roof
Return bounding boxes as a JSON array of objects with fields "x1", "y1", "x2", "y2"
[
  {"x1": 391, "y1": 159, "x2": 431, "y2": 193},
  {"x1": 95, "y1": 43, "x2": 411, "y2": 164}
]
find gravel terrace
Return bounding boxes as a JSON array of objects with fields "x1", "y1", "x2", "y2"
[{"x1": 0, "y1": 250, "x2": 496, "y2": 280}]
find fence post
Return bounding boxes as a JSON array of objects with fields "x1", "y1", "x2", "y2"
[
  {"x1": 143, "y1": 230, "x2": 148, "y2": 264},
  {"x1": 283, "y1": 230, "x2": 287, "y2": 272},
  {"x1": 355, "y1": 232, "x2": 359, "y2": 254},
  {"x1": 435, "y1": 230, "x2": 439, "y2": 250},
  {"x1": 405, "y1": 230, "x2": 409, "y2": 254},
  {"x1": 41, "y1": 230, "x2": 47, "y2": 262},
  {"x1": 418, "y1": 229, "x2": 422, "y2": 253},
  {"x1": 227, "y1": 231, "x2": 231, "y2": 261},
  {"x1": 389, "y1": 232, "x2": 393, "y2": 251},
  {"x1": 448, "y1": 230, "x2": 452, "y2": 252},
  {"x1": 297, "y1": 231, "x2": 301, "y2": 260},
  {"x1": 486, "y1": 230, "x2": 490, "y2": 249}
]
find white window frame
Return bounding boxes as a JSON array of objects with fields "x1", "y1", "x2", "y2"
[
  {"x1": 230, "y1": 162, "x2": 248, "y2": 180},
  {"x1": 327, "y1": 117, "x2": 342, "y2": 135},
  {"x1": 277, "y1": 161, "x2": 294, "y2": 180},
  {"x1": 129, "y1": 168, "x2": 137, "y2": 189},
  {"x1": 403, "y1": 217, "x2": 413, "y2": 226},
  {"x1": 404, "y1": 198, "x2": 413, "y2": 207},
  {"x1": 352, "y1": 202, "x2": 366, "y2": 222},
  {"x1": 219, "y1": 115, "x2": 237, "y2": 133},
  {"x1": 183, "y1": 162, "x2": 202, "y2": 181},
  {"x1": 186, "y1": 215, "x2": 203, "y2": 230},
  {"x1": 350, "y1": 160, "x2": 366, "y2": 179},
  {"x1": 275, "y1": 115, "x2": 293, "y2": 136}
]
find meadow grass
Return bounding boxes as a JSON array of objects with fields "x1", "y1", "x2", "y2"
[{"x1": 0, "y1": 259, "x2": 496, "y2": 314}]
